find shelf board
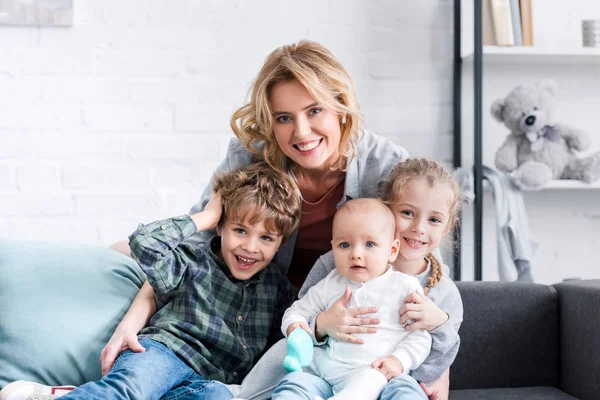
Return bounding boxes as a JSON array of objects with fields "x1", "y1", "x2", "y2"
[
  {"x1": 462, "y1": 46, "x2": 600, "y2": 64},
  {"x1": 532, "y1": 180, "x2": 600, "y2": 190}
]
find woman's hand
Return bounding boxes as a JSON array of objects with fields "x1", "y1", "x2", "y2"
[
  {"x1": 315, "y1": 286, "x2": 379, "y2": 344},
  {"x1": 400, "y1": 291, "x2": 448, "y2": 331},
  {"x1": 100, "y1": 326, "x2": 145, "y2": 376}
]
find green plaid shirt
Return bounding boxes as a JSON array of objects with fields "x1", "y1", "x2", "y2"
[{"x1": 129, "y1": 215, "x2": 294, "y2": 384}]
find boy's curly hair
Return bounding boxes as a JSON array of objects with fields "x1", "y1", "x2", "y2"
[{"x1": 213, "y1": 162, "x2": 301, "y2": 242}]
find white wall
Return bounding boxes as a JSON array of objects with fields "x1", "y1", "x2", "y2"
[
  {"x1": 0, "y1": 1, "x2": 454, "y2": 244},
  {"x1": 2, "y1": 1, "x2": 598, "y2": 285},
  {"x1": 459, "y1": 0, "x2": 600, "y2": 284}
]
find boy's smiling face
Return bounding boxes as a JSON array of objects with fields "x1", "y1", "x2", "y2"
[{"x1": 217, "y1": 216, "x2": 283, "y2": 281}]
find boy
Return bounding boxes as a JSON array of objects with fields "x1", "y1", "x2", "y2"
[
  {"x1": 60, "y1": 162, "x2": 301, "y2": 400},
  {"x1": 273, "y1": 198, "x2": 431, "y2": 400}
]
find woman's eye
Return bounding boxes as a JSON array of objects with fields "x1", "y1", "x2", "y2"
[
  {"x1": 365, "y1": 241, "x2": 376, "y2": 248},
  {"x1": 401, "y1": 210, "x2": 414, "y2": 217},
  {"x1": 276, "y1": 115, "x2": 291, "y2": 123},
  {"x1": 429, "y1": 217, "x2": 442, "y2": 224},
  {"x1": 309, "y1": 108, "x2": 322, "y2": 116},
  {"x1": 340, "y1": 242, "x2": 350, "y2": 249}
]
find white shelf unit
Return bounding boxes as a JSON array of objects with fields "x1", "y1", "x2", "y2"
[
  {"x1": 462, "y1": 46, "x2": 600, "y2": 64},
  {"x1": 456, "y1": 1, "x2": 600, "y2": 283}
]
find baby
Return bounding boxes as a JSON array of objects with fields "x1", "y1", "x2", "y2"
[{"x1": 275, "y1": 198, "x2": 432, "y2": 400}]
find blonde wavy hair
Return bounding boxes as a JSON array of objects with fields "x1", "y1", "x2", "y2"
[
  {"x1": 213, "y1": 162, "x2": 301, "y2": 242},
  {"x1": 230, "y1": 40, "x2": 363, "y2": 174},
  {"x1": 379, "y1": 158, "x2": 461, "y2": 293}
]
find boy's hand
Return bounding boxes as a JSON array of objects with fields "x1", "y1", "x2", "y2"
[
  {"x1": 400, "y1": 291, "x2": 448, "y2": 331},
  {"x1": 100, "y1": 327, "x2": 145, "y2": 376},
  {"x1": 191, "y1": 191, "x2": 223, "y2": 232},
  {"x1": 371, "y1": 356, "x2": 404, "y2": 381},
  {"x1": 286, "y1": 321, "x2": 313, "y2": 337},
  {"x1": 315, "y1": 286, "x2": 379, "y2": 344}
]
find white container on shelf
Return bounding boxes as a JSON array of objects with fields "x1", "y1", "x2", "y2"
[{"x1": 582, "y1": 20, "x2": 600, "y2": 47}]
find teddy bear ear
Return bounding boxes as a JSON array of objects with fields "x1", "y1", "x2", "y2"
[
  {"x1": 490, "y1": 99, "x2": 505, "y2": 122},
  {"x1": 535, "y1": 79, "x2": 557, "y2": 96}
]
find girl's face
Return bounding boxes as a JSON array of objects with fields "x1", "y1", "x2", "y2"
[
  {"x1": 269, "y1": 80, "x2": 342, "y2": 172},
  {"x1": 389, "y1": 178, "x2": 452, "y2": 264}
]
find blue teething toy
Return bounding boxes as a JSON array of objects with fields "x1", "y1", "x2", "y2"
[{"x1": 283, "y1": 327, "x2": 314, "y2": 373}]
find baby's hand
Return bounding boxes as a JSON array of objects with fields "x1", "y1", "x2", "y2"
[
  {"x1": 286, "y1": 322, "x2": 313, "y2": 337},
  {"x1": 372, "y1": 356, "x2": 404, "y2": 381}
]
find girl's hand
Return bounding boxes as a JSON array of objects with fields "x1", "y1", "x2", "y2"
[
  {"x1": 420, "y1": 368, "x2": 450, "y2": 400},
  {"x1": 371, "y1": 356, "x2": 404, "y2": 381},
  {"x1": 400, "y1": 291, "x2": 449, "y2": 331},
  {"x1": 286, "y1": 321, "x2": 313, "y2": 337},
  {"x1": 100, "y1": 326, "x2": 145, "y2": 376},
  {"x1": 315, "y1": 286, "x2": 379, "y2": 344}
]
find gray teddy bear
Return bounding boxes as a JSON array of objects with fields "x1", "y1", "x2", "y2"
[{"x1": 491, "y1": 79, "x2": 600, "y2": 190}]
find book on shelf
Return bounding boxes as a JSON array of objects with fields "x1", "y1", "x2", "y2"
[
  {"x1": 490, "y1": 0, "x2": 515, "y2": 46},
  {"x1": 482, "y1": 0, "x2": 497, "y2": 45},
  {"x1": 509, "y1": 0, "x2": 523, "y2": 46},
  {"x1": 519, "y1": 0, "x2": 534, "y2": 46},
  {"x1": 483, "y1": 0, "x2": 533, "y2": 47}
]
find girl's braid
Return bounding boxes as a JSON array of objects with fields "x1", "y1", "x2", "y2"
[{"x1": 423, "y1": 254, "x2": 443, "y2": 294}]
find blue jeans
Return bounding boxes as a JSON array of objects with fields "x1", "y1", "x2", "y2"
[
  {"x1": 61, "y1": 339, "x2": 233, "y2": 400},
  {"x1": 272, "y1": 371, "x2": 333, "y2": 399},
  {"x1": 272, "y1": 371, "x2": 425, "y2": 400},
  {"x1": 379, "y1": 375, "x2": 428, "y2": 400}
]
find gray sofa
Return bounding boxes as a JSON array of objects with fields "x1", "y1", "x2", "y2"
[{"x1": 450, "y1": 280, "x2": 600, "y2": 400}]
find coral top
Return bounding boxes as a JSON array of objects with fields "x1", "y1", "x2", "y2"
[{"x1": 287, "y1": 178, "x2": 345, "y2": 289}]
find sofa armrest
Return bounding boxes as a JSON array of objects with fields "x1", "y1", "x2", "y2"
[
  {"x1": 553, "y1": 279, "x2": 600, "y2": 400},
  {"x1": 451, "y1": 282, "x2": 558, "y2": 390}
]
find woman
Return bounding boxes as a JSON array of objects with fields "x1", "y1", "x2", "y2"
[{"x1": 63, "y1": 41, "x2": 448, "y2": 399}]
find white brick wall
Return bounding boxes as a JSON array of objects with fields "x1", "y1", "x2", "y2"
[
  {"x1": 1, "y1": 1, "x2": 598, "y2": 285},
  {"x1": 1, "y1": 0, "x2": 453, "y2": 251}
]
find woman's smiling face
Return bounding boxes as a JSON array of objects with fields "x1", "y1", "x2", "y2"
[{"x1": 269, "y1": 80, "x2": 342, "y2": 172}]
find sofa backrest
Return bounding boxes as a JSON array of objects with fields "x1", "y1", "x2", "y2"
[
  {"x1": 451, "y1": 282, "x2": 558, "y2": 390},
  {"x1": 0, "y1": 240, "x2": 145, "y2": 388}
]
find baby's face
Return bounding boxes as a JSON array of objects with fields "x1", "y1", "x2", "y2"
[{"x1": 331, "y1": 209, "x2": 399, "y2": 283}]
